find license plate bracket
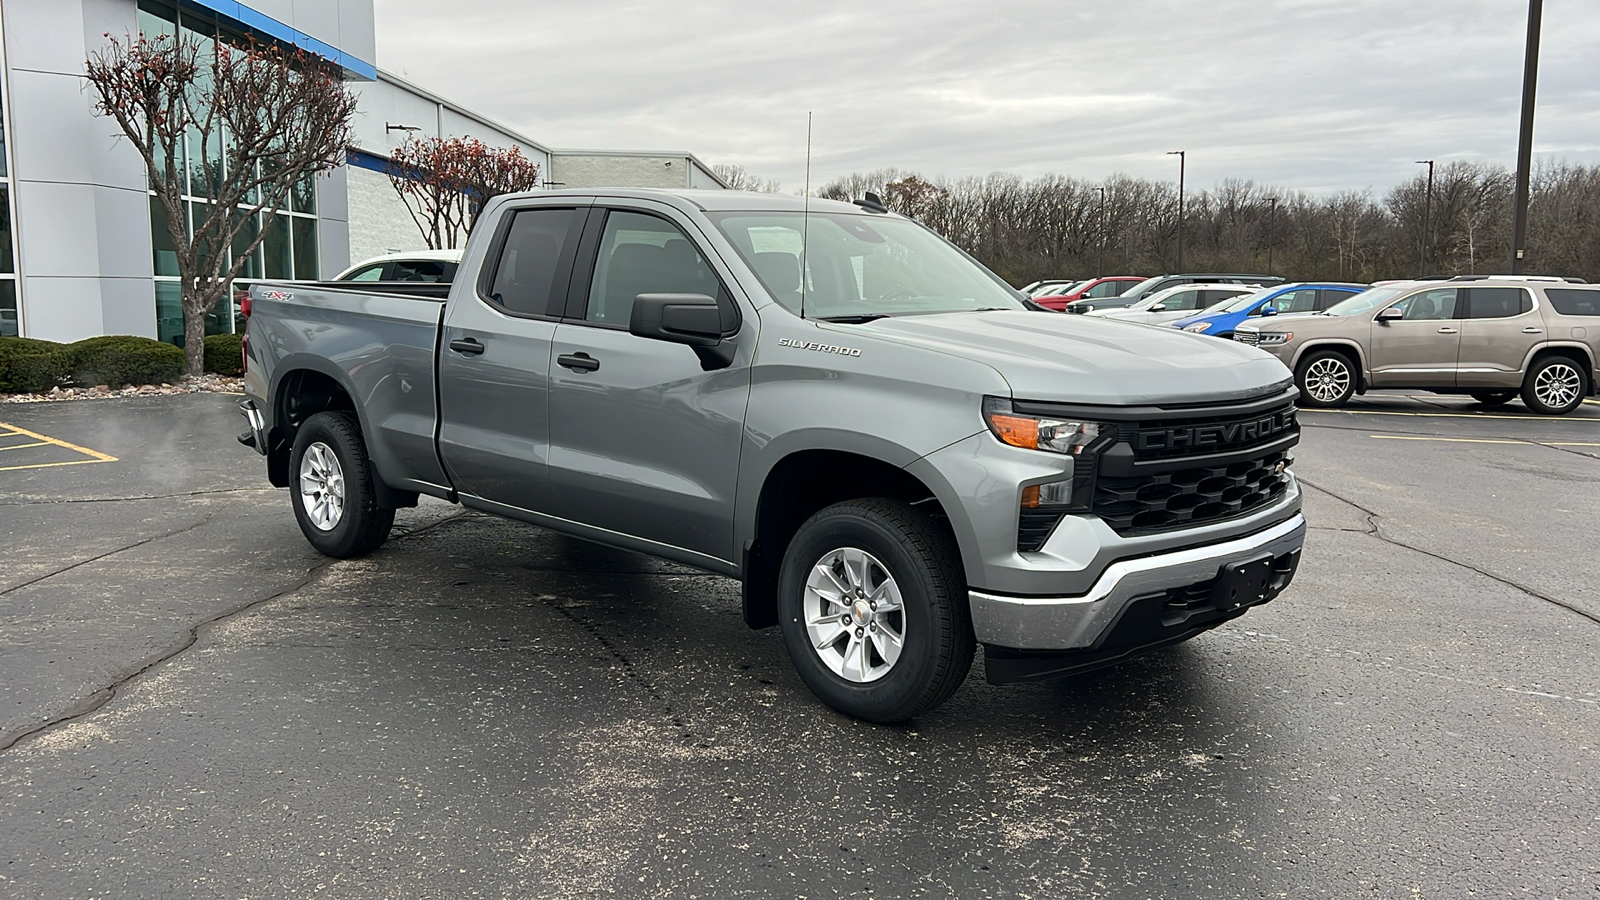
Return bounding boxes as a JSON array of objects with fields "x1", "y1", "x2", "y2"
[{"x1": 1211, "y1": 553, "x2": 1276, "y2": 611}]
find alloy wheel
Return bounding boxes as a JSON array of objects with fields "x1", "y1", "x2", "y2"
[
  {"x1": 1303, "y1": 357, "x2": 1351, "y2": 404},
  {"x1": 1533, "y1": 362, "x2": 1582, "y2": 412},
  {"x1": 298, "y1": 441, "x2": 346, "y2": 531},
  {"x1": 803, "y1": 547, "x2": 906, "y2": 683}
]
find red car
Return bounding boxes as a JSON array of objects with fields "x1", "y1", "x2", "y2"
[{"x1": 1032, "y1": 276, "x2": 1146, "y2": 311}]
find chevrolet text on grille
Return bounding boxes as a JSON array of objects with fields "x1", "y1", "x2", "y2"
[{"x1": 1134, "y1": 410, "x2": 1296, "y2": 452}]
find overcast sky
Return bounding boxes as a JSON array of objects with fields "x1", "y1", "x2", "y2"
[{"x1": 372, "y1": 0, "x2": 1600, "y2": 196}]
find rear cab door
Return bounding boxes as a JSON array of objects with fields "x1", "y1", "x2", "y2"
[
  {"x1": 1456, "y1": 286, "x2": 1537, "y2": 387},
  {"x1": 545, "y1": 200, "x2": 756, "y2": 567},
  {"x1": 437, "y1": 200, "x2": 592, "y2": 512}
]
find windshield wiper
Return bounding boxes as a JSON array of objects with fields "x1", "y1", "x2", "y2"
[{"x1": 816, "y1": 314, "x2": 890, "y2": 324}]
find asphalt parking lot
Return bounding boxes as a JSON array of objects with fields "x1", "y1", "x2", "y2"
[{"x1": 1, "y1": 392, "x2": 1597, "y2": 899}]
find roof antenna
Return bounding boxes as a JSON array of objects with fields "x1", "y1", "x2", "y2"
[{"x1": 800, "y1": 111, "x2": 812, "y2": 320}]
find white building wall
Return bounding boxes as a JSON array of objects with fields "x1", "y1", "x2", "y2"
[
  {"x1": 347, "y1": 164, "x2": 431, "y2": 263},
  {"x1": 552, "y1": 155, "x2": 689, "y2": 190}
]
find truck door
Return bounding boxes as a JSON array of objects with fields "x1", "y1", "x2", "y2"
[
  {"x1": 545, "y1": 207, "x2": 753, "y2": 565},
  {"x1": 1456, "y1": 287, "x2": 1537, "y2": 387},
  {"x1": 1368, "y1": 287, "x2": 1462, "y2": 387},
  {"x1": 437, "y1": 205, "x2": 588, "y2": 512}
]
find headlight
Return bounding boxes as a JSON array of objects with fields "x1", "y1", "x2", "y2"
[
  {"x1": 983, "y1": 397, "x2": 1108, "y2": 456},
  {"x1": 1256, "y1": 332, "x2": 1293, "y2": 345},
  {"x1": 1182, "y1": 322, "x2": 1212, "y2": 333}
]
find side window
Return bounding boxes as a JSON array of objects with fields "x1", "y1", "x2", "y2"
[
  {"x1": 1316, "y1": 289, "x2": 1354, "y2": 310},
  {"x1": 1266, "y1": 289, "x2": 1319, "y2": 313},
  {"x1": 1157, "y1": 290, "x2": 1196, "y2": 310},
  {"x1": 486, "y1": 208, "x2": 583, "y2": 316},
  {"x1": 585, "y1": 211, "x2": 723, "y2": 326},
  {"x1": 343, "y1": 263, "x2": 386, "y2": 282},
  {"x1": 392, "y1": 260, "x2": 454, "y2": 283},
  {"x1": 1463, "y1": 287, "x2": 1529, "y2": 319},
  {"x1": 1199, "y1": 289, "x2": 1237, "y2": 308},
  {"x1": 1545, "y1": 288, "x2": 1600, "y2": 316},
  {"x1": 1390, "y1": 288, "x2": 1458, "y2": 321},
  {"x1": 1088, "y1": 280, "x2": 1123, "y2": 298}
]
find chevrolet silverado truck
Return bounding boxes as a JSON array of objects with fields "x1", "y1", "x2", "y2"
[{"x1": 238, "y1": 189, "x2": 1306, "y2": 722}]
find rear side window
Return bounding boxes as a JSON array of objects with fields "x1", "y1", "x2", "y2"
[
  {"x1": 486, "y1": 208, "x2": 583, "y2": 316},
  {"x1": 392, "y1": 260, "x2": 456, "y2": 283},
  {"x1": 1463, "y1": 287, "x2": 1531, "y2": 319},
  {"x1": 585, "y1": 211, "x2": 723, "y2": 326},
  {"x1": 1316, "y1": 289, "x2": 1357, "y2": 309},
  {"x1": 1265, "y1": 289, "x2": 1319, "y2": 313},
  {"x1": 343, "y1": 263, "x2": 386, "y2": 281},
  {"x1": 1545, "y1": 288, "x2": 1600, "y2": 316}
]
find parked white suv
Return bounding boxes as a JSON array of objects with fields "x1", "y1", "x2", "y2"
[
  {"x1": 1087, "y1": 284, "x2": 1256, "y2": 326},
  {"x1": 1236, "y1": 276, "x2": 1599, "y2": 414}
]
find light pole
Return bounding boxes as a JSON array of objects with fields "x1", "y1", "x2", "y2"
[
  {"x1": 1510, "y1": 0, "x2": 1542, "y2": 273},
  {"x1": 1167, "y1": 150, "x2": 1185, "y2": 271},
  {"x1": 1265, "y1": 196, "x2": 1278, "y2": 277},
  {"x1": 1415, "y1": 159, "x2": 1435, "y2": 276},
  {"x1": 1096, "y1": 186, "x2": 1106, "y2": 275}
]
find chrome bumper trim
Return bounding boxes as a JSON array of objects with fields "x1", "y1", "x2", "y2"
[{"x1": 239, "y1": 399, "x2": 268, "y2": 456}]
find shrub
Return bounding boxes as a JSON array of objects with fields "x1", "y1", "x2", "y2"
[
  {"x1": 65, "y1": 335, "x2": 184, "y2": 386},
  {"x1": 0, "y1": 337, "x2": 69, "y2": 393},
  {"x1": 203, "y1": 333, "x2": 244, "y2": 376}
]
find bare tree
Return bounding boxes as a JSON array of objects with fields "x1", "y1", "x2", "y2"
[
  {"x1": 388, "y1": 135, "x2": 542, "y2": 250},
  {"x1": 86, "y1": 32, "x2": 356, "y2": 374},
  {"x1": 711, "y1": 163, "x2": 781, "y2": 193}
]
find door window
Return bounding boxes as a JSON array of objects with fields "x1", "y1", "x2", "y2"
[
  {"x1": 1199, "y1": 289, "x2": 1245, "y2": 308},
  {"x1": 343, "y1": 263, "x2": 386, "y2": 281},
  {"x1": 1463, "y1": 287, "x2": 1531, "y2": 319},
  {"x1": 1389, "y1": 288, "x2": 1458, "y2": 320},
  {"x1": 1316, "y1": 289, "x2": 1357, "y2": 310},
  {"x1": 1263, "y1": 289, "x2": 1319, "y2": 313},
  {"x1": 1156, "y1": 289, "x2": 1202, "y2": 311},
  {"x1": 486, "y1": 208, "x2": 584, "y2": 317},
  {"x1": 585, "y1": 211, "x2": 723, "y2": 326},
  {"x1": 1087, "y1": 280, "x2": 1126, "y2": 298}
]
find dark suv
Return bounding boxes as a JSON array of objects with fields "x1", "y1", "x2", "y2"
[{"x1": 1064, "y1": 273, "x2": 1286, "y2": 314}]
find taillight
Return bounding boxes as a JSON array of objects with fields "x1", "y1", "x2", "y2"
[{"x1": 240, "y1": 296, "x2": 252, "y2": 318}]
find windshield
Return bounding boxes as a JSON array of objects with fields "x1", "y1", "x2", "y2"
[
  {"x1": 708, "y1": 212, "x2": 1027, "y2": 319},
  {"x1": 1217, "y1": 288, "x2": 1273, "y2": 313},
  {"x1": 1323, "y1": 285, "x2": 1409, "y2": 317},
  {"x1": 1032, "y1": 281, "x2": 1084, "y2": 297},
  {"x1": 1118, "y1": 275, "x2": 1166, "y2": 297}
]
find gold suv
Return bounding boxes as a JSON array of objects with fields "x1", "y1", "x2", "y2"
[{"x1": 1235, "y1": 277, "x2": 1599, "y2": 415}]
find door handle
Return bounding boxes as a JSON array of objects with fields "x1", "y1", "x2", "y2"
[
  {"x1": 557, "y1": 352, "x2": 600, "y2": 373},
  {"x1": 1437, "y1": 327, "x2": 1458, "y2": 334},
  {"x1": 449, "y1": 338, "x2": 485, "y2": 355},
  {"x1": 1522, "y1": 327, "x2": 1544, "y2": 334}
]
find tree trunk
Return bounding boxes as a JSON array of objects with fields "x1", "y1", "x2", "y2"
[{"x1": 182, "y1": 286, "x2": 207, "y2": 377}]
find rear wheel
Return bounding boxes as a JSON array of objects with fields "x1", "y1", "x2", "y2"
[
  {"x1": 290, "y1": 411, "x2": 394, "y2": 558},
  {"x1": 1521, "y1": 356, "x2": 1589, "y2": 415},
  {"x1": 777, "y1": 499, "x2": 974, "y2": 723},
  {"x1": 1295, "y1": 350, "x2": 1356, "y2": 408},
  {"x1": 1468, "y1": 389, "x2": 1517, "y2": 407}
]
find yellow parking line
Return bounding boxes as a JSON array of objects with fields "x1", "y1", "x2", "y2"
[
  {"x1": 0, "y1": 441, "x2": 50, "y2": 452},
  {"x1": 1548, "y1": 441, "x2": 1600, "y2": 447},
  {"x1": 1370, "y1": 435, "x2": 1525, "y2": 445},
  {"x1": 0, "y1": 421, "x2": 117, "y2": 462},
  {"x1": 1306, "y1": 409, "x2": 1597, "y2": 423},
  {"x1": 0, "y1": 458, "x2": 116, "y2": 473}
]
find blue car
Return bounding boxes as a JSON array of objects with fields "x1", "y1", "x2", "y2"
[{"x1": 1169, "y1": 282, "x2": 1367, "y2": 338}]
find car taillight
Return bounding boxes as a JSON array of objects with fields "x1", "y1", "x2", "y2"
[{"x1": 240, "y1": 296, "x2": 252, "y2": 318}]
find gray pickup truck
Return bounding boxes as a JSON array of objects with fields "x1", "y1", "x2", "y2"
[{"x1": 238, "y1": 189, "x2": 1306, "y2": 722}]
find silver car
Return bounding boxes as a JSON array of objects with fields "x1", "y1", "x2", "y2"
[
  {"x1": 1235, "y1": 276, "x2": 1599, "y2": 414},
  {"x1": 1086, "y1": 283, "x2": 1255, "y2": 326}
]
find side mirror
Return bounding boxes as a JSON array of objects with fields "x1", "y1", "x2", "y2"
[
  {"x1": 1260, "y1": 306, "x2": 1279, "y2": 317},
  {"x1": 629, "y1": 293, "x2": 735, "y2": 369},
  {"x1": 1375, "y1": 306, "x2": 1404, "y2": 324},
  {"x1": 1150, "y1": 302, "x2": 1168, "y2": 312}
]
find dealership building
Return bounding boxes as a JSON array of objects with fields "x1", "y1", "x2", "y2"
[{"x1": 0, "y1": 0, "x2": 725, "y2": 343}]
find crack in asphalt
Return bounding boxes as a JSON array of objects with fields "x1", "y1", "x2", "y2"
[
  {"x1": 0, "y1": 513, "x2": 217, "y2": 597},
  {"x1": 0, "y1": 488, "x2": 279, "y2": 507},
  {"x1": 1298, "y1": 477, "x2": 1600, "y2": 627},
  {"x1": 0, "y1": 508, "x2": 474, "y2": 756}
]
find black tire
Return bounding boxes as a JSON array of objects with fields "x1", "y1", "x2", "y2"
[
  {"x1": 1468, "y1": 390, "x2": 1517, "y2": 407},
  {"x1": 289, "y1": 411, "x2": 395, "y2": 558},
  {"x1": 777, "y1": 499, "x2": 974, "y2": 723},
  {"x1": 1295, "y1": 349, "x2": 1357, "y2": 408},
  {"x1": 1521, "y1": 356, "x2": 1590, "y2": 415}
]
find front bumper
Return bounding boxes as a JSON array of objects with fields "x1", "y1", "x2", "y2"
[{"x1": 970, "y1": 513, "x2": 1305, "y2": 679}]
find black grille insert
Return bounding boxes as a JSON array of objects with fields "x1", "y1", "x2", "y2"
[
  {"x1": 1018, "y1": 510, "x2": 1066, "y2": 552},
  {"x1": 1128, "y1": 401, "x2": 1297, "y2": 461},
  {"x1": 1094, "y1": 450, "x2": 1292, "y2": 535}
]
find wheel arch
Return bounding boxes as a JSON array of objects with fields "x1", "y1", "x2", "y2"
[
  {"x1": 1523, "y1": 342, "x2": 1596, "y2": 378},
  {"x1": 1292, "y1": 340, "x2": 1368, "y2": 392}
]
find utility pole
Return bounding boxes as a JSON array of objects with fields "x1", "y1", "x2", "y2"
[
  {"x1": 1266, "y1": 196, "x2": 1278, "y2": 277},
  {"x1": 1415, "y1": 159, "x2": 1435, "y2": 276},
  {"x1": 1167, "y1": 150, "x2": 1186, "y2": 271},
  {"x1": 1096, "y1": 186, "x2": 1106, "y2": 275},
  {"x1": 1510, "y1": 0, "x2": 1542, "y2": 273}
]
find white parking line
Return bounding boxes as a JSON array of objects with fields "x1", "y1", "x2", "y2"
[
  {"x1": 1369, "y1": 435, "x2": 1600, "y2": 449},
  {"x1": 1305, "y1": 408, "x2": 1599, "y2": 423}
]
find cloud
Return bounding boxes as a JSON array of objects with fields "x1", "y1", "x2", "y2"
[{"x1": 372, "y1": 0, "x2": 1600, "y2": 194}]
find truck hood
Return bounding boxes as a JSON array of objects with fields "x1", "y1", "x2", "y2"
[{"x1": 844, "y1": 310, "x2": 1292, "y2": 405}]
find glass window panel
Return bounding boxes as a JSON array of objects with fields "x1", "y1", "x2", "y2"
[
  {"x1": 291, "y1": 173, "x2": 316, "y2": 214},
  {"x1": 1392, "y1": 288, "x2": 1459, "y2": 321},
  {"x1": 0, "y1": 280, "x2": 17, "y2": 337},
  {"x1": 205, "y1": 292, "x2": 232, "y2": 336},
  {"x1": 293, "y1": 217, "x2": 318, "y2": 279},
  {"x1": 0, "y1": 185, "x2": 13, "y2": 274},
  {"x1": 189, "y1": 201, "x2": 221, "y2": 273},
  {"x1": 137, "y1": 4, "x2": 176, "y2": 38},
  {"x1": 490, "y1": 209, "x2": 583, "y2": 316},
  {"x1": 1545, "y1": 289, "x2": 1600, "y2": 316},
  {"x1": 231, "y1": 210, "x2": 261, "y2": 279},
  {"x1": 1464, "y1": 287, "x2": 1527, "y2": 319},
  {"x1": 262, "y1": 213, "x2": 292, "y2": 279},
  {"x1": 150, "y1": 196, "x2": 180, "y2": 277},
  {"x1": 587, "y1": 211, "x2": 719, "y2": 325},
  {"x1": 155, "y1": 281, "x2": 184, "y2": 345},
  {"x1": 342, "y1": 263, "x2": 387, "y2": 281},
  {"x1": 231, "y1": 282, "x2": 249, "y2": 332}
]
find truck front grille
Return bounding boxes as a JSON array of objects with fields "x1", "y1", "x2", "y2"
[
  {"x1": 1093, "y1": 450, "x2": 1292, "y2": 535},
  {"x1": 1233, "y1": 331, "x2": 1260, "y2": 345},
  {"x1": 1127, "y1": 400, "x2": 1297, "y2": 461}
]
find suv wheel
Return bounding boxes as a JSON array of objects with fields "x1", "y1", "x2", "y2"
[
  {"x1": 290, "y1": 411, "x2": 395, "y2": 558},
  {"x1": 1522, "y1": 356, "x2": 1589, "y2": 415},
  {"x1": 1295, "y1": 350, "x2": 1356, "y2": 408},
  {"x1": 1468, "y1": 390, "x2": 1517, "y2": 407},
  {"x1": 777, "y1": 499, "x2": 974, "y2": 723}
]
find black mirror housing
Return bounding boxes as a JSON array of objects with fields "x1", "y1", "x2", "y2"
[{"x1": 630, "y1": 293, "x2": 723, "y2": 347}]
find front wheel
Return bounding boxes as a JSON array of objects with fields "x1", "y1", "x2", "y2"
[
  {"x1": 777, "y1": 499, "x2": 974, "y2": 723},
  {"x1": 1521, "y1": 356, "x2": 1589, "y2": 415},
  {"x1": 290, "y1": 411, "x2": 395, "y2": 558},
  {"x1": 1295, "y1": 350, "x2": 1356, "y2": 408}
]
